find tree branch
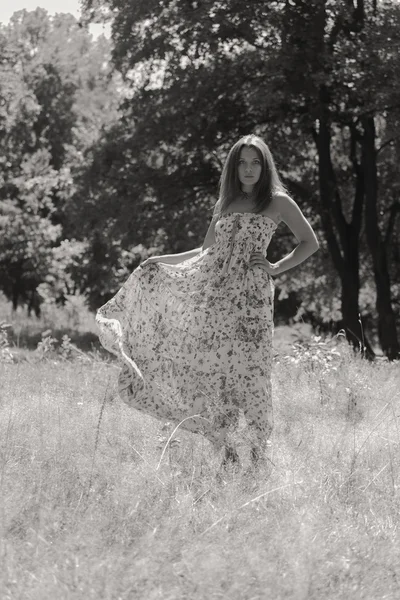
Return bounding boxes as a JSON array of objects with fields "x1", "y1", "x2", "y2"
[
  {"x1": 376, "y1": 135, "x2": 400, "y2": 155},
  {"x1": 355, "y1": 103, "x2": 400, "y2": 122}
]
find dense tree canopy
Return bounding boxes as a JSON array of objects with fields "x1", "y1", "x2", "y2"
[
  {"x1": 0, "y1": 8, "x2": 119, "y2": 312},
  {"x1": 79, "y1": 0, "x2": 400, "y2": 357},
  {"x1": 1, "y1": 2, "x2": 399, "y2": 358}
]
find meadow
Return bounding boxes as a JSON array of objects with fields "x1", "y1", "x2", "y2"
[{"x1": 0, "y1": 296, "x2": 399, "y2": 600}]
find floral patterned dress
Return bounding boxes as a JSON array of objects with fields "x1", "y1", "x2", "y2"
[{"x1": 96, "y1": 212, "x2": 278, "y2": 448}]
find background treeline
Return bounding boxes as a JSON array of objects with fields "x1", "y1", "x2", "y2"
[{"x1": 0, "y1": 0, "x2": 399, "y2": 359}]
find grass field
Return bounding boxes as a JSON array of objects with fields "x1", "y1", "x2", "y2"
[{"x1": 1, "y1": 299, "x2": 400, "y2": 599}]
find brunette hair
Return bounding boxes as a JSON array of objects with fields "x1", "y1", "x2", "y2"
[{"x1": 213, "y1": 134, "x2": 288, "y2": 217}]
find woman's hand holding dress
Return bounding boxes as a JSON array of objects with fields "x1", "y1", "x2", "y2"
[{"x1": 140, "y1": 256, "x2": 160, "y2": 267}]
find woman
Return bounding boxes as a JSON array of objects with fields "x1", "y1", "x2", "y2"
[{"x1": 96, "y1": 134, "x2": 319, "y2": 467}]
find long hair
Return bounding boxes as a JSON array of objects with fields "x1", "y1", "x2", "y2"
[{"x1": 213, "y1": 135, "x2": 288, "y2": 217}]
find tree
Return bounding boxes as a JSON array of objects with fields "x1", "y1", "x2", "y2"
[
  {"x1": 80, "y1": 0, "x2": 400, "y2": 356},
  {"x1": 0, "y1": 9, "x2": 120, "y2": 312},
  {"x1": 279, "y1": 0, "x2": 400, "y2": 357},
  {"x1": 0, "y1": 150, "x2": 62, "y2": 314}
]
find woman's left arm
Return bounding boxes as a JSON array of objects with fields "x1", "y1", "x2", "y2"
[{"x1": 250, "y1": 194, "x2": 319, "y2": 276}]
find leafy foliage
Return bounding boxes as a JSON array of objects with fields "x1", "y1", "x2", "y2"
[
  {"x1": 1, "y1": 3, "x2": 399, "y2": 357},
  {"x1": 0, "y1": 322, "x2": 14, "y2": 363},
  {"x1": 0, "y1": 9, "x2": 119, "y2": 312},
  {"x1": 79, "y1": 0, "x2": 400, "y2": 356}
]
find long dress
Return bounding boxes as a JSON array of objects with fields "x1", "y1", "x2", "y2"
[{"x1": 96, "y1": 212, "x2": 278, "y2": 448}]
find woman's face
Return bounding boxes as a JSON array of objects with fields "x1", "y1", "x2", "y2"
[{"x1": 237, "y1": 146, "x2": 262, "y2": 190}]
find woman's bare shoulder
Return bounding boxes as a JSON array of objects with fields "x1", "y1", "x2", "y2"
[
  {"x1": 262, "y1": 192, "x2": 293, "y2": 223},
  {"x1": 272, "y1": 192, "x2": 302, "y2": 218},
  {"x1": 272, "y1": 191, "x2": 294, "y2": 205}
]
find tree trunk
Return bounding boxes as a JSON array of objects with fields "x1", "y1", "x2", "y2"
[
  {"x1": 314, "y1": 107, "x2": 374, "y2": 358},
  {"x1": 362, "y1": 116, "x2": 400, "y2": 360},
  {"x1": 12, "y1": 281, "x2": 20, "y2": 312},
  {"x1": 339, "y1": 271, "x2": 367, "y2": 353},
  {"x1": 27, "y1": 289, "x2": 41, "y2": 318}
]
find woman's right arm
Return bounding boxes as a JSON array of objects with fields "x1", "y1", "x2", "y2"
[{"x1": 142, "y1": 247, "x2": 203, "y2": 266}]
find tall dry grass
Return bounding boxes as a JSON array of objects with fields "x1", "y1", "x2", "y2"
[{"x1": 0, "y1": 304, "x2": 399, "y2": 599}]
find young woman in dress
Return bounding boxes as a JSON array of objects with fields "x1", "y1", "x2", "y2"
[{"x1": 96, "y1": 134, "x2": 319, "y2": 467}]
